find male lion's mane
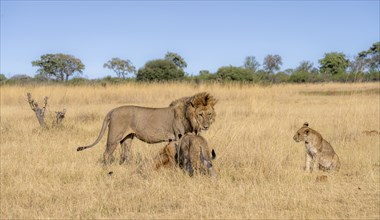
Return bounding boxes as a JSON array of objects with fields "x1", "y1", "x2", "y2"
[{"x1": 170, "y1": 92, "x2": 217, "y2": 134}]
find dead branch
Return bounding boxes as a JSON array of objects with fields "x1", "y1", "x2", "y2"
[
  {"x1": 27, "y1": 93, "x2": 48, "y2": 128},
  {"x1": 55, "y1": 109, "x2": 66, "y2": 125}
]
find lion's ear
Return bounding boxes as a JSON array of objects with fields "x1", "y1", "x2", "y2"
[
  {"x1": 211, "y1": 149, "x2": 216, "y2": 160},
  {"x1": 190, "y1": 92, "x2": 217, "y2": 107},
  {"x1": 205, "y1": 93, "x2": 217, "y2": 107},
  {"x1": 303, "y1": 122, "x2": 309, "y2": 127}
]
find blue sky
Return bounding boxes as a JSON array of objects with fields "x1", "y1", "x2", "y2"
[{"x1": 1, "y1": 1, "x2": 379, "y2": 79}]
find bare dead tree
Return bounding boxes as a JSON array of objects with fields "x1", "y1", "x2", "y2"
[
  {"x1": 27, "y1": 92, "x2": 67, "y2": 128},
  {"x1": 27, "y1": 93, "x2": 48, "y2": 128}
]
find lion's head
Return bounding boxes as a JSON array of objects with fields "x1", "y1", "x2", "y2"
[
  {"x1": 170, "y1": 92, "x2": 217, "y2": 134},
  {"x1": 186, "y1": 92, "x2": 217, "y2": 134},
  {"x1": 293, "y1": 122, "x2": 310, "y2": 142}
]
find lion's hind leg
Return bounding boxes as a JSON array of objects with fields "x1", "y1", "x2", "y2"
[
  {"x1": 103, "y1": 126, "x2": 126, "y2": 165},
  {"x1": 330, "y1": 154, "x2": 340, "y2": 172},
  {"x1": 103, "y1": 143, "x2": 118, "y2": 165},
  {"x1": 120, "y1": 134, "x2": 134, "y2": 165}
]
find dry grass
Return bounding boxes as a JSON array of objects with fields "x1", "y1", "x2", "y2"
[{"x1": 1, "y1": 82, "x2": 379, "y2": 219}]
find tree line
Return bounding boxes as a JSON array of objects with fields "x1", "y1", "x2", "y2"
[{"x1": 1, "y1": 42, "x2": 379, "y2": 84}]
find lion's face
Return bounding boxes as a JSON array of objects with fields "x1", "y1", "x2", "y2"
[
  {"x1": 293, "y1": 122, "x2": 310, "y2": 142},
  {"x1": 185, "y1": 92, "x2": 217, "y2": 133},
  {"x1": 194, "y1": 105, "x2": 216, "y2": 131}
]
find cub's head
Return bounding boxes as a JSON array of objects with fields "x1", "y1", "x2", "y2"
[
  {"x1": 186, "y1": 92, "x2": 217, "y2": 133},
  {"x1": 293, "y1": 122, "x2": 310, "y2": 142}
]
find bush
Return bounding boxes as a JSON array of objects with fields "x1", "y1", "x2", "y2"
[
  {"x1": 216, "y1": 66, "x2": 253, "y2": 81},
  {"x1": 366, "y1": 71, "x2": 380, "y2": 81},
  {"x1": 67, "y1": 77, "x2": 90, "y2": 85},
  {"x1": 136, "y1": 59, "x2": 184, "y2": 82},
  {"x1": 272, "y1": 72, "x2": 290, "y2": 83},
  {"x1": 289, "y1": 71, "x2": 311, "y2": 83}
]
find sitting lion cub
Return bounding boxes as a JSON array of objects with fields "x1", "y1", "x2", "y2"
[
  {"x1": 293, "y1": 122, "x2": 340, "y2": 172},
  {"x1": 178, "y1": 133, "x2": 217, "y2": 176}
]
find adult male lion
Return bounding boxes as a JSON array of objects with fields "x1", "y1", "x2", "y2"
[
  {"x1": 293, "y1": 122, "x2": 340, "y2": 173},
  {"x1": 77, "y1": 92, "x2": 217, "y2": 165}
]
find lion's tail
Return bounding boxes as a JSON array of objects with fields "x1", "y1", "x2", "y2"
[{"x1": 77, "y1": 111, "x2": 112, "y2": 152}]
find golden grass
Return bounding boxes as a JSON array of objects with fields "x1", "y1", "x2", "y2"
[{"x1": 1, "y1": 82, "x2": 379, "y2": 219}]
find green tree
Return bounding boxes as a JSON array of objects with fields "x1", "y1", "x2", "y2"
[
  {"x1": 263, "y1": 54, "x2": 283, "y2": 74},
  {"x1": 165, "y1": 52, "x2": 187, "y2": 69},
  {"x1": 289, "y1": 61, "x2": 316, "y2": 83},
  {"x1": 295, "y1": 61, "x2": 314, "y2": 72},
  {"x1": 136, "y1": 59, "x2": 184, "y2": 82},
  {"x1": 32, "y1": 53, "x2": 85, "y2": 82},
  {"x1": 103, "y1": 58, "x2": 136, "y2": 79},
  {"x1": 216, "y1": 66, "x2": 253, "y2": 81},
  {"x1": 243, "y1": 56, "x2": 260, "y2": 73},
  {"x1": 319, "y1": 52, "x2": 350, "y2": 76},
  {"x1": 0, "y1": 74, "x2": 7, "y2": 82},
  {"x1": 350, "y1": 56, "x2": 366, "y2": 74},
  {"x1": 358, "y1": 42, "x2": 380, "y2": 72}
]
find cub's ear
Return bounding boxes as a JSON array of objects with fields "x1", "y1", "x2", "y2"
[
  {"x1": 211, "y1": 149, "x2": 216, "y2": 160},
  {"x1": 305, "y1": 129, "x2": 310, "y2": 135},
  {"x1": 303, "y1": 122, "x2": 309, "y2": 127}
]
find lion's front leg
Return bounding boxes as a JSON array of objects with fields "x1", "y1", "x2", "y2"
[
  {"x1": 305, "y1": 153, "x2": 312, "y2": 173},
  {"x1": 312, "y1": 153, "x2": 321, "y2": 173}
]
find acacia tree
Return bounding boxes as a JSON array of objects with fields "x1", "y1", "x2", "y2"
[
  {"x1": 165, "y1": 52, "x2": 187, "y2": 69},
  {"x1": 263, "y1": 54, "x2": 283, "y2": 74},
  {"x1": 103, "y1": 58, "x2": 136, "y2": 79},
  {"x1": 243, "y1": 56, "x2": 260, "y2": 73},
  {"x1": 32, "y1": 53, "x2": 85, "y2": 82}
]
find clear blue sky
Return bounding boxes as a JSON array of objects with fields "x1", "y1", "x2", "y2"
[{"x1": 1, "y1": 1, "x2": 379, "y2": 79}]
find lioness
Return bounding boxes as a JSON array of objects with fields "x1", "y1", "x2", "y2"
[
  {"x1": 178, "y1": 133, "x2": 216, "y2": 177},
  {"x1": 293, "y1": 122, "x2": 340, "y2": 172},
  {"x1": 77, "y1": 92, "x2": 217, "y2": 165}
]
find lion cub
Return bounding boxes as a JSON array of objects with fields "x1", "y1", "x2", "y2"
[
  {"x1": 293, "y1": 122, "x2": 340, "y2": 172},
  {"x1": 178, "y1": 133, "x2": 216, "y2": 177}
]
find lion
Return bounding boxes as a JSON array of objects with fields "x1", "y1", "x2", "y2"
[
  {"x1": 293, "y1": 122, "x2": 340, "y2": 173},
  {"x1": 178, "y1": 133, "x2": 216, "y2": 177},
  {"x1": 77, "y1": 92, "x2": 217, "y2": 165},
  {"x1": 143, "y1": 133, "x2": 217, "y2": 177},
  {"x1": 151, "y1": 141, "x2": 178, "y2": 170},
  {"x1": 133, "y1": 141, "x2": 178, "y2": 175}
]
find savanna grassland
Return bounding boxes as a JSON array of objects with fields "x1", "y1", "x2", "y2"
[{"x1": 1, "y1": 82, "x2": 379, "y2": 219}]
